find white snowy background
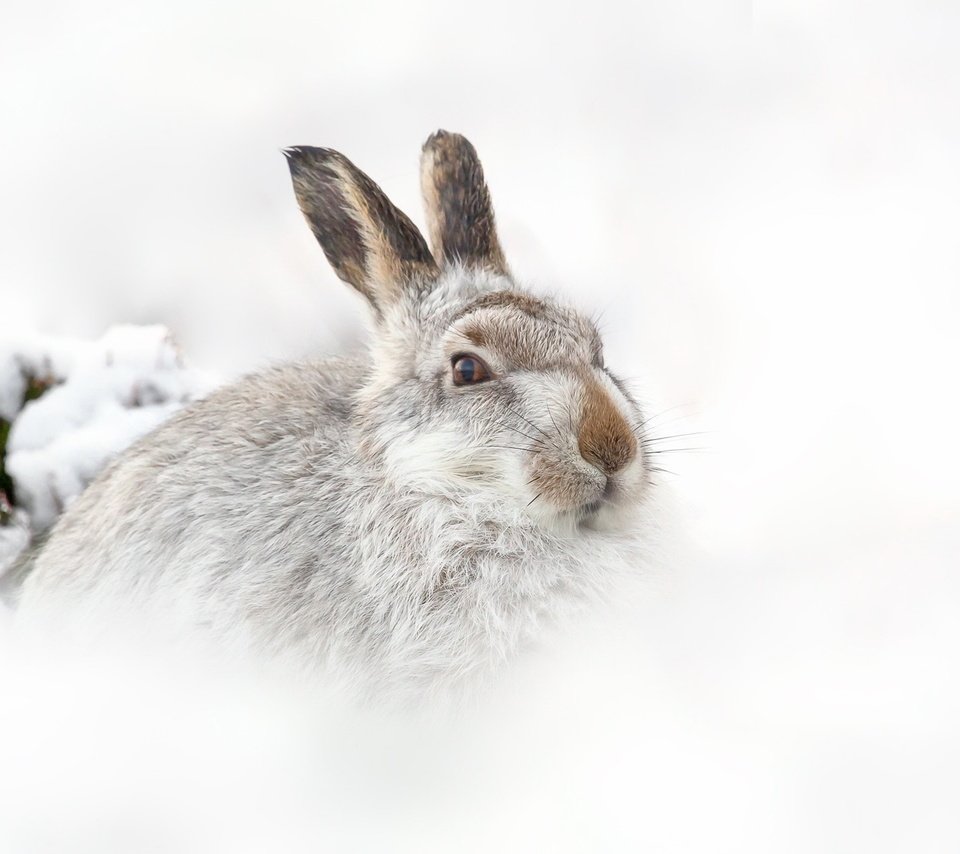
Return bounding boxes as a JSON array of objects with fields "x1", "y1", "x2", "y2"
[{"x1": 1, "y1": 0, "x2": 959, "y2": 851}]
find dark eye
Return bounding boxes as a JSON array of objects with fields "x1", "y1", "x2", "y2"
[{"x1": 452, "y1": 354, "x2": 492, "y2": 386}]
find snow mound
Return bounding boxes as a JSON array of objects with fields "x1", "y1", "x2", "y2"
[{"x1": 0, "y1": 325, "x2": 219, "y2": 576}]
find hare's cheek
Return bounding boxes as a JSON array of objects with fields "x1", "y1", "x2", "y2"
[
  {"x1": 527, "y1": 453, "x2": 605, "y2": 512},
  {"x1": 617, "y1": 453, "x2": 649, "y2": 500}
]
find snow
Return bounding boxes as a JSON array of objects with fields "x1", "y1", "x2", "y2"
[
  {"x1": 1, "y1": 0, "x2": 959, "y2": 851},
  {"x1": 0, "y1": 325, "x2": 218, "y2": 575}
]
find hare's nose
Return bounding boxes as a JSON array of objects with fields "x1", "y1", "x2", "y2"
[{"x1": 577, "y1": 380, "x2": 637, "y2": 476}]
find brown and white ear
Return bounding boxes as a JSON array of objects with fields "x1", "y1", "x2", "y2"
[
  {"x1": 420, "y1": 130, "x2": 509, "y2": 277},
  {"x1": 284, "y1": 146, "x2": 439, "y2": 313}
]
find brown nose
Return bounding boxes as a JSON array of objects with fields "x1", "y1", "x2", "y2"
[{"x1": 577, "y1": 379, "x2": 637, "y2": 475}]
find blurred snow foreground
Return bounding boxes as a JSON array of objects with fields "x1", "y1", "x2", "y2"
[{"x1": 0, "y1": 325, "x2": 219, "y2": 580}]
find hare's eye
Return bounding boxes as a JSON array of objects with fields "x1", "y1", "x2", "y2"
[{"x1": 452, "y1": 354, "x2": 491, "y2": 386}]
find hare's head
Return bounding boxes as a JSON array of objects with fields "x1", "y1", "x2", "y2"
[{"x1": 285, "y1": 131, "x2": 649, "y2": 533}]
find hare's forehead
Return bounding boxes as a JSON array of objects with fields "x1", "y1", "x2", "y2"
[{"x1": 437, "y1": 291, "x2": 601, "y2": 368}]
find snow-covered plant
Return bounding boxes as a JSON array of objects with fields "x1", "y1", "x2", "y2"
[{"x1": 0, "y1": 325, "x2": 217, "y2": 578}]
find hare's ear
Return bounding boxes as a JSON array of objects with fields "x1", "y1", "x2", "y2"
[
  {"x1": 420, "y1": 130, "x2": 509, "y2": 277},
  {"x1": 284, "y1": 146, "x2": 439, "y2": 313}
]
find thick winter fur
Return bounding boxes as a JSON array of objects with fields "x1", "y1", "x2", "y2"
[{"x1": 18, "y1": 131, "x2": 658, "y2": 702}]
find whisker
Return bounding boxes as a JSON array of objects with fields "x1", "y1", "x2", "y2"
[
  {"x1": 645, "y1": 465, "x2": 676, "y2": 476},
  {"x1": 637, "y1": 431, "x2": 711, "y2": 443},
  {"x1": 500, "y1": 427, "x2": 544, "y2": 445},
  {"x1": 538, "y1": 402, "x2": 569, "y2": 454},
  {"x1": 501, "y1": 403, "x2": 551, "y2": 441},
  {"x1": 480, "y1": 416, "x2": 545, "y2": 447},
  {"x1": 545, "y1": 403, "x2": 563, "y2": 439},
  {"x1": 639, "y1": 403, "x2": 696, "y2": 428},
  {"x1": 501, "y1": 406, "x2": 564, "y2": 455}
]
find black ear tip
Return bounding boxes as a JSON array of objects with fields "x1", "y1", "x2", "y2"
[
  {"x1": 282, "y1": 146, "x2": 344, "y2": 175},
  {"x1": 424, "y1": 128, "x2": 456, "y2": 149},
  {"x1": 422, "y1": 130, "x2": 477, "y2": 158},
  {"x1": 282, "y1": 145, "x2": 317, "y2": 159},
  {"x1": 282, "y1": 146, "x2": 310, "y2": 175}
]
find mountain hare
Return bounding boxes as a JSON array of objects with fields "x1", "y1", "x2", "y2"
[{"x1": 19, "y1": 131, "x2": 660, "y2": 699}]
